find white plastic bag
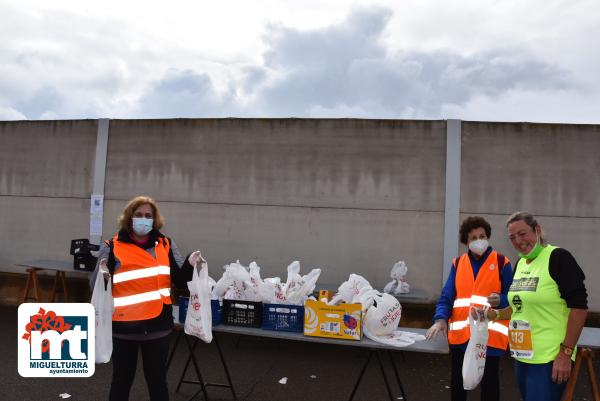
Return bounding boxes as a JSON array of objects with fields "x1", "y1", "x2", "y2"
[
  {"x1": 329, "y1": 274, "x2": 372, "y2": 305},
  {"x1": 362, "y1": 292, "x2": 402, "y2": 336},
  {"x1": 462, "y1": 308, "x2": 489, "y2": 390},
  {"x1": 364, "y1": 328, "x2": 425, "y2": 347},
  {"x1": 359, "y1": 290, "x2": 423, "y2": 347},
  {"x1": 223, "y1": 261, "x2": 251, "y2": 300},
  {"x1": 184, "y1": 262, "x2": 213, "y2": 343},
  {"x1": 91, "y1": 272, "x2": 113, "y2": 363},
  {"x1": 383, "y1": 261, "x2": 410, "y2": 295}
]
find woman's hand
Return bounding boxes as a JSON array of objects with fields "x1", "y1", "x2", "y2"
[
  {"x1": 426, "y1": 319, "x2": 448, "y2": 339},
  {"x1": 552, "y1": 351, "x2": 572, "y2": 384},
  {"x1": 99, "y1": 258, "x2": 110, "y2": 279},
  {"x1": 188, "y1": 250, "x2": 206, "y2": 268},
  {"x1": 487, "y1": 292, "x2": 500, "y2": 307}
]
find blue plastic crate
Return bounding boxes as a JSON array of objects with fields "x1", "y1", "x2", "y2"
[
  {"x1": 211, "y1": 299, "x2": 222, "y2": 326},
  {"x1": 178, "y1": 296, "x2": 221, "y2": 327},
  {"x1": 262, "y1": 303, "x2": 304, "y2": 332}
]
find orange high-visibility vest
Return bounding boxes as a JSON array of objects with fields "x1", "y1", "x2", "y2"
[
  {"x1": 111, "y1": 235, "x2": 172, "y2": 321},
  {"x1": 447, "y1": 251, "x2": 509, "y2": 349}
]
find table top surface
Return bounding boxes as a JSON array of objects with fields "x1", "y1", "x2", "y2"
[
  {"x1": 172, "y1": 304, "x2": 448, "y2": 354},
  {"x1": 16, "y1": 259, "x2": 90, "y2": 274},
  {"x1": 579, "y1": 327, "x2": 600, "y2": 349},
  {"x1": 173, "y1": 305, "x2": 600, "y2": 352},
  {"x1": 212, "y1": 324, "x2": 449, "y2": 353}
]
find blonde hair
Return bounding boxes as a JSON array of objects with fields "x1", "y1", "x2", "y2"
[{"x1": 118, "y1": 196, "x2": 165, "y2": 234}]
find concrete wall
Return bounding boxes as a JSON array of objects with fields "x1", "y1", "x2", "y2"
[
  {"x1": 102, "y1": 119, "x2": 447, "y2": 298},
  {"x1": 460, "y1": 121, "x2": 600, "y2": 311},
  {"x1": 1, "y1": 118, "x2": 598, "y2": 310},
  {"x1": 0, "y1": 120, "x2": 97, "y2": 267}
]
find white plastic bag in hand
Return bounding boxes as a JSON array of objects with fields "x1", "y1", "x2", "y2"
[
  {"x1": 207, "y1": 276, "x2": 217, "y2": 300},
  {"x1": 184, "y1": 262, "x2": 213, "y2": 343},
  {"x1": 91, "y1": 271, "x2": 113, "y2": 363},
  {"x1": 462, "y1": 307, "x2": 489, "y2": 390}
]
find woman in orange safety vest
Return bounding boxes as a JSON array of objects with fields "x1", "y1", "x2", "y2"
[
  {"x1": 426, "y1": 216, "x2": 514, "y2": 401},
  {"x1": 90, "y1": 196, "x2": 203, "y2": 401}
]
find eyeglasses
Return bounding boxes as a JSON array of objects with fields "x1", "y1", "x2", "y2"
[{"x1": 133, "y1": 212, "x2": 153, "y2": 219}]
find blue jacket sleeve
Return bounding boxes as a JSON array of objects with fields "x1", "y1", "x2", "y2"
[
  {"x1": 433, "y1": 263, "x2": 457, "y2": 322},
  {"x1": 498, "y1": 261, "x2": 514, "y2": 308}
]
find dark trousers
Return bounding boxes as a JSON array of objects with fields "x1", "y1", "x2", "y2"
[
  {"x1": 451, "y1": 347, "x2": 500, "y2": 401},
  {"x1": 514, "y1": 360, "x2": 566, "y2": 401},
  {"x1": 109, "y1": 335, "x2": 171, "y2": 401}
]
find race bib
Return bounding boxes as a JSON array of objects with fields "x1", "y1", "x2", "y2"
[{"x1": 508, "y1": 320, "x2": 534, "y2": 359}]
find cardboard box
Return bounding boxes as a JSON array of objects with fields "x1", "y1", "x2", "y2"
[
  {"x1": 303, "y1": 299, "x2": 362, "y2": 340},
  {"x1": 318, "y1": 290, "x2": 334, "y2": 302}
]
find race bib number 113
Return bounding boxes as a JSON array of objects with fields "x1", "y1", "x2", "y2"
[{"x1": 508, "y1": 320, "x2": 534, "y2": 359}]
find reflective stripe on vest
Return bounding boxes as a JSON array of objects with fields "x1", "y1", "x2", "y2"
[
  {"x1": 449, "y1": 319, "x2": 509, "y2": 336},
  {"x1": 111, "y1": 235, "x2": 172, "y2": 321},
  {"x1": 453, "y1": 295, "x2": 491, "y2": 308},
  {"x1": 113, "y1": 265, "x2": 171, "y2": 284},
  {"x1": 447, "y1": 251, "x2": 509, "y2": 349},
  {"x1": 113, "y1": 288, "x2": 172, "y2": 307}
]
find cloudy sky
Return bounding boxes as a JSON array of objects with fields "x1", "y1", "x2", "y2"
[{"x1": 1, "y1": 0, "x2": 599, "y2": 123}]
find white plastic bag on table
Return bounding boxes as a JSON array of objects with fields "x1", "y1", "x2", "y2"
[
  {"x1": 364, "y1": 328, "x2": 426, "y2": 347},
  {"x1": 362, "y1": 292, "x2": 402, "y2": 336},
  {"x1": 242, "y1": 261, "x2": 265, "y2": 302},
  {"x1": 265, "y1": 277, "x2": 286, "y2": 303},
  {"x1": 285, "y1": 266, "x2": 322, "y2": 305},
  {"x1": 212, "y1": 268, "x2": 233, "y2": 300},
  {"x1": 91, "y1": 271, "x2": 113, "y2": 363},
  {"x1": 462, "y1": 307, "x2": 489, "y2": 390},
  {"x1": 383, "y1": 261, "x2": 410, "y2": 295},
  {"x1": 360, "y1": 290, "x2": 423, "y2": 347},
  {"x1": 223, "y1": 261, "x2": 250, "y2": 300},
  {"x1": 329, "y1": 274, "x2": 372, "y2": 305},
  {"x1": 184, "y1": 262, "x2": 213, "y2": 343}
]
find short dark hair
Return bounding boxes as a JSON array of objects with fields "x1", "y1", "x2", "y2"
[{"x1": 459, "y1": 216, "x2": 491, "y2": 245}]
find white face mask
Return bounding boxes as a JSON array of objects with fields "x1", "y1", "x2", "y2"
[
  {"x1": 132, "y1": 217, "x2": 153, "y2": 236},
  {"x1": 468, "y1": 239, "x2": 489, "y2": 255}
]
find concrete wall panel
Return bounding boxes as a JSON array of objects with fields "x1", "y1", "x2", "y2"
[
  {"x1": 0, "y1": 196, "x2": 90, "y2": 275},
  {"x1": 100, "y1": 199, "x2": 444, "y2": 301},
  {"x1": 0, "y1": 120, "x2": 97, "y2": 197},
  {"x1": 461, "y1": 122, "x2": 600, "y2": 217},
  {"x1": 1, "y1": 118, "x2": 598, "y2": 311},
  {"x1": 105, "y1": 119, "x2": 447, "y2": 211}
]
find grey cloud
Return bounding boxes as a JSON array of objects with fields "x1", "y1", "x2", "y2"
[
  {"x1": 135, "y1": 69, "x2": 239, "y2": 118},
  {"x1": 0, "y1": 3, "x2": 579, "y2": 120},
  {"x1": 15, "y1": 86, "x2": 64, "y2": 120},
  {"x1": 249, "y1": 7, "x2": 574, "y2": 118}
]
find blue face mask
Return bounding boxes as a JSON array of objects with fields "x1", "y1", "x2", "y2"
[{"x1": 132, "y1": 217, "x2": 153, "y2": 236}]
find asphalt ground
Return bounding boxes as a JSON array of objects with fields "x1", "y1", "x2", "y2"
[{"x1": 4, "y1": 305, "x2": 599, "y2": 401}]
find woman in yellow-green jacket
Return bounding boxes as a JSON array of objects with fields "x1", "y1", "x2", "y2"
[{"x1": 483, "y1": 211, "x2": 588, "y2": 401}]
